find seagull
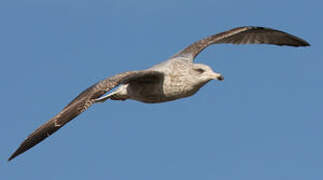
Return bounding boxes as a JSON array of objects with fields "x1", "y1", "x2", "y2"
[{"x1": 8, "y1": 26, "x2": 310, "y2": 161}]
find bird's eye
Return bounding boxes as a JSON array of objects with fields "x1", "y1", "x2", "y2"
[{"x1": 194, "y1": 68, "x2": 205, "y2": 73}]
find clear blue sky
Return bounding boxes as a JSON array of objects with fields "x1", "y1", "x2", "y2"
[{"x1": 1, "y1": 0, "x2": 322, "y2": 179}]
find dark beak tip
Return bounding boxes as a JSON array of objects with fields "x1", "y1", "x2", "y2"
[{"x1": 218, "y1": 75, "x2": 224, "y2": 81}]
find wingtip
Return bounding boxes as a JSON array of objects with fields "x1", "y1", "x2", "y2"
[
  {"x1": 8, "y1": 155, "x2": 15, "y2": 162},
  {"x1": 8, "y1": 142, "x2": 30, "y2": 162},
  {"x1": 289, "y1": 38, "x2": 310, "y2": 47},
  {"x1": 304, "y1": 42, "x2": 311, "y2": 46},
  {"x1": 8, "y1": 149, "x2": 20, "y2": 161},
  {"x1": 295, "y1": 35, "x2": 310, "y2": 47},
  {"x1": 299, "y1": 42, "x2": 310, "y2": 47},
  {"x1": 297, "y1": 38, "x2": 310, "y2": 47}
]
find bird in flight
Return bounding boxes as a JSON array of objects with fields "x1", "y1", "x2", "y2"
[{"x1": 9, "y1": 26, "x2": 310, "y2": 161}]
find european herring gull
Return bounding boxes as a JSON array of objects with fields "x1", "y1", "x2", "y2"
[{"x1": 9, "y1": 26, "x2": 310, "y2": 161}]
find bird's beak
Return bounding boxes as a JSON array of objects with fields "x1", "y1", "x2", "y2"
[{"x1": 212, "y1": 72, "x2": 224, "y2": 81}]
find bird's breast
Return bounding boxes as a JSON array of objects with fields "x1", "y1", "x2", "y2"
[{"x1": 162, "y1": 74, "x2": 201, "y2": 99}]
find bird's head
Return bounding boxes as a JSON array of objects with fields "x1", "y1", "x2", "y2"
[{"x1": 191, "y1": 64, "x2": 224, "y2": 84}]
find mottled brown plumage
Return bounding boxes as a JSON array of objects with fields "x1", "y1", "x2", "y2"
[
  {"x1": 8, "y1": 71, "x2": 163, "y2": 161},
  {"x1": 172, "y1": 26, "x2": 309, "y2": 60},
  {"x1": 9, "y1": 26, "x2": 309, "y2": 161}
]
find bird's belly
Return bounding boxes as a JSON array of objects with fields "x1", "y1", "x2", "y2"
[
  {"x1": 126, "y1": 82, "x2": 165, "y2": 103},
  {"x1": 127, "y1": 80, "x2": 199, "y2": 103},
  {"x1": 162, "y1": 82, "x2": 199, "y2": 100}
]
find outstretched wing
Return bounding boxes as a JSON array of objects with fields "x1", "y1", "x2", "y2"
[
  {"x1": 172, "y1": 26, "x2": 310, "y2": 61},
  {"x1": 9, "y1": 70, "x2": 163, "y2": 161}
]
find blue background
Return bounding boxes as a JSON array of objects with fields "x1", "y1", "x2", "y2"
[{"x1": 1, "y1": 0, "x2": 322, "y2": 179}]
